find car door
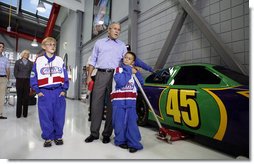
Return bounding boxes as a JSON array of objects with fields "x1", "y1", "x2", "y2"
[{"x1": 153, "y1": 65, "x2": 228, "y2": 140}]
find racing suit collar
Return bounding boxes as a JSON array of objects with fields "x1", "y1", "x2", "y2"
[{"x1": 44, "y1": 53, "x2": 56, "y2": 63}]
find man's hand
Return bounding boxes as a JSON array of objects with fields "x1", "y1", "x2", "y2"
[
  {"x1": 59, "y1": 92, "x2": 65, "y2": 97},
  {"x1": 38, "y1": 92, "x2": 44, "y2": 97},
  {"x1": 86, "y1": 76, "x2": 92, "y2": 85},
  {"x1": 134, "y1": 66, "x2": 142, "y2": 72},
  {"x1": 132, "y1": 67, "x2": 137, "y2": 74}
]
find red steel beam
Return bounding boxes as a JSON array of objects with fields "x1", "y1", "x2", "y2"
[
  {"x1": 44, "y1": 3, "x2": 60, "y2": 38},
  {"x1": 0, "y1": 3, "x2": 60, "y2": 43},
  {"x1": 0, "y1": 27, "x2": 43, "y2": 43}
]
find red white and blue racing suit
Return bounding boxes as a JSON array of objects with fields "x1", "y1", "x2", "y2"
[
  {"x1": 30, "y1": 54, "x2": 69, "y2": 141},
  {"x1": 111, "y1": 63, "x2": 144, "y2": 150}
]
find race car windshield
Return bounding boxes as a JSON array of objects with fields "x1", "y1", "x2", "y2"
[
  {"x1": 145, "y1": 68, "x2": 170, "y2": 84},
  {"x1": 213, "y1": 66, "x2": 249, "y2": 85}
]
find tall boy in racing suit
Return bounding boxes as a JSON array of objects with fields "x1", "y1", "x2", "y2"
[{"x1": 30, "y1": 37, "x2": 69, "y2": 147}]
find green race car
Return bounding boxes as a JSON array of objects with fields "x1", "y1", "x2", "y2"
[{"x1": 136, "y1": 63, "x2": 249, "y2": 157}]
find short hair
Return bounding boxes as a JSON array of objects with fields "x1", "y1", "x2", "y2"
[
  {"x1": 126, "y1": 51, "x2": 136, "y2": 61},
  {"x1": 20, "y1": 49, "x2": 30, "y2": 58},
  {"x1": 41, "y1": 37, "x2": 56, "y2": 46},
  {"x1": 0, "y1": 42, "x2": 5, "y2": 47},
  {"x1": 108, "y1": 22, "x2": 121, "y2": 30}
]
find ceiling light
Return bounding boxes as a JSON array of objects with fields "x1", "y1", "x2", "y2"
[
  {"x1": 7, "y1": 0, "x2": 12, "y2": 32},
  {"x1": 7, "y1": 26, "x2": 11, "y2": 32},
  {"x1": 98, "y1": 20, "x2": 104, "y2": 25},
  {"x1": 31, "y1": 38, "x2": 38, "y2": 47},
  {"x1": 37, "y1": 1, "x2": 46, "y2": 13}
]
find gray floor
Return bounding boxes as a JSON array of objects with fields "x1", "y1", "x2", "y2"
[{"x1": 0, "y1": 98, "x2": 236, "y2": 160}]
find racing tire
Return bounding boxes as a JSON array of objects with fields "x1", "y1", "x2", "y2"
[{"x1": 136, "y1": 92, "x2": 149, "y2": 126}]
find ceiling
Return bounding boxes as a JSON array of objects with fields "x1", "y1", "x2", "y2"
[{"x1": 0, "y1": 0, "x2": 84, "y2": 45}]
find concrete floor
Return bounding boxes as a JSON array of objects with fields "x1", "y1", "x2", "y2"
[{"x1": 0, "y1": 98, "x2": 236, "y2": 160}]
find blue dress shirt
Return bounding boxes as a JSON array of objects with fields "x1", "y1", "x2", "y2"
[
  {"x1": 89, "y1": 38, "x2": 127, "y2": 69},
  {"x1": 0, "y1": 54, "x2": 10, "y2": 75}
]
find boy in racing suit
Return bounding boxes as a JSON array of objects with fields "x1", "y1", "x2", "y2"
[
  {"x1": 111, "y1": 51, "x2": 144, "y2": 153},
  {"x1": 30, "y1": 37, "x2": 69, "y2": 147}
]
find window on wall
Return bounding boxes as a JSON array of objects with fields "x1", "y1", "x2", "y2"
[
  {"x1": 21, "y1": 0, "x2": 52, "y2": 19},
  {"x1": 92, "y1": 0, "x2": 111, "y2": 38},
  {"x1": 0, "y1": 0, "x2": 53, "y2": 19},
  {"x1": 0, "y1": 0, "x2": 17, "y2": 7}
]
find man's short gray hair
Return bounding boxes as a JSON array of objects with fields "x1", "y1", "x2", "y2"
[{"x1": 108, "y1": 22, "x2": 121, "y2": 30}]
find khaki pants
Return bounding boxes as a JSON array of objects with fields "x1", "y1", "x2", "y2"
[{"x1": 0, "y1": 77, "x2": 7, "y2": 115}]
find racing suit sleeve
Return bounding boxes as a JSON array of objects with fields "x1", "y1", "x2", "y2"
[
  {"x1": 114, "y1": 65, "x2": 132, "y2": 89},
  {"x1": 135, "y1": 57, "x2": 154, "y2": 72},
  {"x1": 61, "y1": 64, "x2": 69, "y2": 92},
  {"x1": 134, "y1": 71, "x2": 144, "y2": 89},
  {"x1": 30, "y1": 62, "x2": 41, "y2": 94}
]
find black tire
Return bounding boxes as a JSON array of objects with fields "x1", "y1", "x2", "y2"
[{"x1": 136, "y1": 92, "x2": 149, "y2": 126}]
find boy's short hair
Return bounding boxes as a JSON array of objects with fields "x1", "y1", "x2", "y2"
[
  {"x1": 41, "y1": 37, "x2": 56, "y2": 46},
  {"x1": 0, "y1": 42, "x2": 5, "y2": 47},
  {"x1": 126, "y1": 51, "x2": 136, "y2": 61}
]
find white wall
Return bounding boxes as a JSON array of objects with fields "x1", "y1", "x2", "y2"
[
  {"x1": 136, "y1": 0, "x2": 249, "y2": 75},
  {"x1": 55, "y1": 7, "x2": 70, "y2": 27},
  {"x1": 82, "y1": 0, "x2": 94, "y2": 44},
  {"x1": 58, "y1": 11, "x2": 79, "y2": 99},
  {"x1": 139, "y1": 0, "x2": 165, "y2": 13},
  {"x1": 111, "y1": 0, "x2": 128, "y2": 22},
  {"x1": 137, "y1": 0, "x2": 179, "y2": 71}
]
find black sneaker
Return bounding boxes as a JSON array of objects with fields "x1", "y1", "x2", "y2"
[
  {"x1": 54, "y1": 138, "x2": 64, "y2": 145},
  {"x1": 102, "y1": 136, "x2": 110, "y2": 144},
  {"x1": 44, "y1": 140, "x2": 52, "y2": 147},
  {"x1": 129, "y1": 147, "x2": 138, "y2": 153},
  {"x1": 119, "y1": 144, "x2": 128, "y2": 149},
  {"x1": 0, "y1": 116, "x2": 7, "y2": 119}
]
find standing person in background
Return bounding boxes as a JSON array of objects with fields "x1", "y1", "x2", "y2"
[
  {"x1": 0, "y1": 42, "x2": 10, "y2": 119},
  {"x1": 14, "y1": 49, "x2": 33, "y2": 118},
  {"x1": 111, "y1": 51, "x2": 144, "y2": 153},
  {"x1": 30, "y1": 37, "x2": 69, "y2": 147},
  {"x1": 85, "y1": 55, "x2": 98, "y2": 121}
]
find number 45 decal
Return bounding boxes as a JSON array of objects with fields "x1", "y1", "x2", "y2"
[{"x1": 166, "y1": 89, "x2": 200, "y2": 128}]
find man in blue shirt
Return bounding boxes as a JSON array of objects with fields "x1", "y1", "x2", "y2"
[
  {"x1": 0, "y1": 42, "x2": 10, "y2": 119},
  {"x1": 85, "y1": 22, "x2": 153, "y2": 144}
]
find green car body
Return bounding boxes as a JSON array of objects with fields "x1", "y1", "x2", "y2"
[{"x1": 137, "y1": 64, "x2": 249, "y2": 157}]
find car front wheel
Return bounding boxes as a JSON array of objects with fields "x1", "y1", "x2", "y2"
[{"x1": 136, "y1": 93, "x2": 148, "y2": 126}]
